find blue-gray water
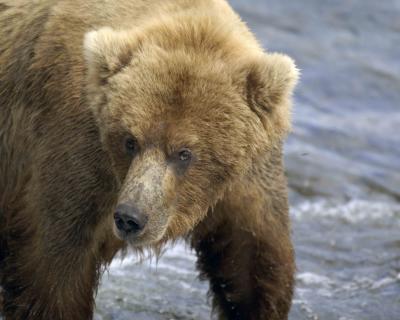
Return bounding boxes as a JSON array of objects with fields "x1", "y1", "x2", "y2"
[{"x1": 94, "y1": 0, "x2": 400, "y2": 319}]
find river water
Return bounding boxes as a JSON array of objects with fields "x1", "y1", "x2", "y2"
[{"x1": 94, "y1": 0, "x2": 400, "y2": 319}]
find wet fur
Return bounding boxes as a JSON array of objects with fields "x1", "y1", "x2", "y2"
[
  {"x1": 0, "y1": 0, "x2": 298, "y2": 319},
  {"x1": 192, "y1": 147, "x2": 295, "y2": 319}
]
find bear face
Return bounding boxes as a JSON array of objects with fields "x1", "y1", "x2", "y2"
[{"x1": 83, "y1": 24, "x2": 298, "y2": 248}]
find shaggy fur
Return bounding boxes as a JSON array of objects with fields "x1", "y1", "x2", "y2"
[{"x1": 0, "y1": 0, "x2": 298, "y2": 319}]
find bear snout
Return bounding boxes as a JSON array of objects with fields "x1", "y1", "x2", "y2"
[{"x1": 114, "y1": 203, "x2": 148, "y2": 236}]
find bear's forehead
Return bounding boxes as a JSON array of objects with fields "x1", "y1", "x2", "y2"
[
  {"x1": 108, "y1": 53, "x2": 250, "y2": 147},
  {"x1": 111, "y1": 49, "x2": 236, "y2": 109},
  {"x1": 111, "y1": 84, "x2": 247, "y2": 152},
  {"x1": 118, "y1": 101, "x2": 239, "y2": 148},
  {"x1": 112, "y1": 62, "x2": 240, "y2": 121},
  {"x1": 130, "y1": 71, "x2": 231, "y2": 107}
]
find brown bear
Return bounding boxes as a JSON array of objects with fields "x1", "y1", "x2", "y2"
[{"x1": 0, "y1": 0, "x2": 298, "y2": 319}]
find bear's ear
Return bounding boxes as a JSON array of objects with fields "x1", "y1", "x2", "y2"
[
  {"x1": 83, "y1": 27, "x2": 139, "y2": 86},
  {"x1": 242, "y1": 53, "x2": 299, "y2": 141}
]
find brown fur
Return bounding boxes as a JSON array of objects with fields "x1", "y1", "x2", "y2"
[{"x1": 0, "y1": 0, "x2": 298, "y2": 319}]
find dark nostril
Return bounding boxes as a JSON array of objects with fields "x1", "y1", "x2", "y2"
[
  {"x1": 126, "y1": 218, "x2": 140, "y2": 232},
  {"x1": 114, "y1": 204, "x2": 148, "y2": 235},
  {"x1": 114, "y1": 215, "x2": 125, "y2": 231}
]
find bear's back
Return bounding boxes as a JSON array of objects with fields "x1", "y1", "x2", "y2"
[{"x1": 0, "y1": 0, "x2": 256, "y2": 107}]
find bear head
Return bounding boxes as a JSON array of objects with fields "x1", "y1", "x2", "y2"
[{"x1": 83, "y1": 21, "x2": 298, "y2": 249}]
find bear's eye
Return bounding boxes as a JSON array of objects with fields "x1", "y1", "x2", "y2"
[
  {"x1": 169, "y1": 148, "x2": 193, "y2": 175},
  {"x1": 124, "y1": 137, "x2": 139, "y2": 156},
  {"x1": 178, "y1": 148, "x2": 192, "y2": 162}
]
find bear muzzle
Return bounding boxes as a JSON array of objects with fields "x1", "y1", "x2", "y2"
[{"x1": 113, "y1": 152, "x2": 171, "y2": 245}]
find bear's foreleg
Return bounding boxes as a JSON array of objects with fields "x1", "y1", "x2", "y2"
[
  {"x1": 192, "y1": 181, "x2": 295, "y2": 320},
  {"x1": 1, "y1": 222, "x2": 102, "y2": 320}
]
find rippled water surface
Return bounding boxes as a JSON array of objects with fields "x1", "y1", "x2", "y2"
[{"x1": 94, "y1": 0, "x2": 400, "y2": 319}]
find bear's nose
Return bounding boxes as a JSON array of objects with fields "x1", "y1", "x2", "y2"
[{"x1": 114, "y1": 204, "x2": 148, "y2": 235}]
